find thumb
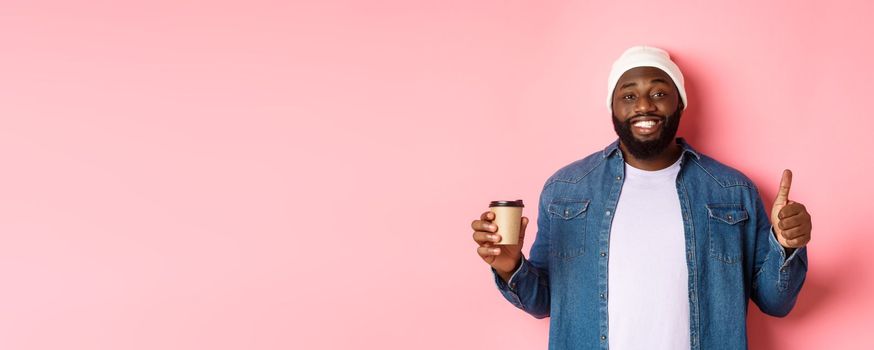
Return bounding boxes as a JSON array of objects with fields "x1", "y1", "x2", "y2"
[
  {"x1": 775, "y1": 169, "x2": 792, "y2": 206},
  {"x1": 519, "y1": 216, "x2": 529, "y2": 245}
]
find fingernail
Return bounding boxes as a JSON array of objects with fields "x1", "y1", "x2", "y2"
[{"x1": 492, "y1": 248, "x2": 500, "y2": 254}]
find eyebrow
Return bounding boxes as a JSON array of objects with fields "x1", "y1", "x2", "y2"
[{"x1": 618, "y1": 78, "x2": 671, "y2": 90}]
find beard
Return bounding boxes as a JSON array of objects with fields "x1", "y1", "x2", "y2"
[{"x1": 612, "y1": 107, "x2": 682, "y2": 160}]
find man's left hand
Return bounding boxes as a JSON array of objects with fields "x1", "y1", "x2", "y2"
[{"x1": 770, "y1": 169, "x2": 812, "y2": 250}]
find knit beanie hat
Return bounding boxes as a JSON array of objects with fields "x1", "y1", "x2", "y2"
[{"x1": 607, "y1": 46, "x2": 687, "y2": 112}]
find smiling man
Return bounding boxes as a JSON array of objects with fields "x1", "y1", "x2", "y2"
[{"x1": 470, "y1": 46, "x2": 811, "y2": 349}]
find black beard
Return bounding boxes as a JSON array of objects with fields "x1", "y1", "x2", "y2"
[{"x1": 612, "y1": 108, "x2": 682, "y2": 160}]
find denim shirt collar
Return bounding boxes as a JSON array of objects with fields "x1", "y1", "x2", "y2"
[{"x1": 601, "y1": 137, "x2": 702, "y2": 161}]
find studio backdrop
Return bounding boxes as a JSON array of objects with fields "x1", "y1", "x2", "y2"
[{"x1": 1, "y1": 1, "x2": 872, "y2": 349}]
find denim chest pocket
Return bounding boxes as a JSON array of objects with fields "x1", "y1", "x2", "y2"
[
  {"x1": 548, "y1": 199, "x2": 590, "y2": 259},
  {"x1": 707, "y1": 204, "x2": 749, "y2": 264}
]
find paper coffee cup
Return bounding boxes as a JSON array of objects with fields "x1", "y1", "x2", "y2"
[{"x1": 489, "y1": 200, "x2": 524, "y2": 245}]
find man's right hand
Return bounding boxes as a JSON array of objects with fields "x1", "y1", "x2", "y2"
[{"x1": 471, "y1": 211, "x2": 529, "y2": 283}]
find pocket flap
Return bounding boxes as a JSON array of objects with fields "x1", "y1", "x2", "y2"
[
  {"x1": 549, "y1": 200, "x2": 590, "y2": 220},
  {"x1": 706, "y1": 204, "x2": 749, "y2": 225}
]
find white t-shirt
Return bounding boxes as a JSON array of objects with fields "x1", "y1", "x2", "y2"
[{"x1": 607, "y1": 157, "x2": 690, "y2": 349}]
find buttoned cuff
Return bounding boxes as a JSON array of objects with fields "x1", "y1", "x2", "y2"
[
  {"x1": 768, "y1": 227, "x2": 808, "y2": 270},
  {"x1": 492, "y1": 255, "x2": 527, "y2": 291},
  {"x1": 490, "y1": 256, "x2": 531, "y2": 309}
]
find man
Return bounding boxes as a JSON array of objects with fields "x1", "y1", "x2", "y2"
[{"x1": 470, "y1": 46, "x2": 811, "y2": 349}]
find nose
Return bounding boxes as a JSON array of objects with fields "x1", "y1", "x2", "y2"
[{"x1": 634, "y1": 95, "x2": 657, "y2": 114}]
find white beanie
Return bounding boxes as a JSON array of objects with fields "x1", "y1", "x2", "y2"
[{"x1": 607, "y1": 45, "x2": 687, "y2": 112}]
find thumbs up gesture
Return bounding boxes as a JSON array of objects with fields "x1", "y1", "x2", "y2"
[{"x1": 771, "y1": 169, "x2": 812, "y2": 249}]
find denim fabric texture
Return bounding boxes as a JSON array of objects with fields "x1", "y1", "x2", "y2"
[{"x1": 492, "y1": 138, "x2": 807, "y2": 350}]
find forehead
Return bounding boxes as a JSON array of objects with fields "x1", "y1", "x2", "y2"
[{"x1": 615, "y1": 66, "x2": 675, "y2": 89}]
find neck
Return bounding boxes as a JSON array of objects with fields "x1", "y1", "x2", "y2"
[{"x1": 619, "y1": 140, "x2": 682, "y2": 171}]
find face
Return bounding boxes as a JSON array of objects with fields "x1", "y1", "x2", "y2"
[{"x1": 611, "y1": 66, "x2": 684, "y2": 160}]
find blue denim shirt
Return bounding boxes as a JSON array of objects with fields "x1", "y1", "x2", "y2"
[{"x1": 492, "y1": 138, "x2": 807, "y2": 349}]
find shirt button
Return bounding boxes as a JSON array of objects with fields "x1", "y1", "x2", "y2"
[
  {"x1": 564, "y1": 209, "x2": 570, "y2": 216},
  {"x1": 600, "y1": 293, "x2": 605, "y2": 299},
  {"x1": 616, "y1": 176, "x2": 621, "y2": 180},
  {"x1": 606, "y1": 210, "x2": 611, "y2": 216},
  {"x1": 600, "y1": 252, "x2": 606, "y2": 257},
  {"x1": 601, "y1": 335, "x2": 607, "y2": 341}
]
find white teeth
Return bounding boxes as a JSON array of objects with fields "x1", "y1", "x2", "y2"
[{"x1": 634, "y1": 120, "x2": 657, "y2": 128}]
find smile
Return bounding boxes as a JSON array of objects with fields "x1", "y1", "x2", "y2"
[
  {"x1": 630, "y1": 117, "x2": 663, "y2": 136},
  {"x1": 633, "y1": 120, "x2": 658, "y2": 129}
]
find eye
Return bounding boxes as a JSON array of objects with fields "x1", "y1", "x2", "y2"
[
  {"x1": 652, "y1": 92, "x2": 667, "y2": 98},
  {"x1": 622, "y1": 94, "x2": 635, "y2": 101}
]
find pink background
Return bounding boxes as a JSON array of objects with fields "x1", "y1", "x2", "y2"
[{"x1": 1, "y1": 1, "x2": 872, "y2": 349}]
